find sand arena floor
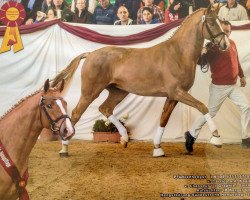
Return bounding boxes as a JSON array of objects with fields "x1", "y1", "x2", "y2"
[{"x1": 27, "y1": 140, "x2": 250, "y2": 200}]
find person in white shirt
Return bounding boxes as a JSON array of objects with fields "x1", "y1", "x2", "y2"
[{"x1": 218, "y1": 0, "x2": 248, "y2": 21}]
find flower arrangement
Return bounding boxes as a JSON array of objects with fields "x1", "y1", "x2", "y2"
[{"x1": 92, "y1": 114, "x2": 129, "y2": 133}]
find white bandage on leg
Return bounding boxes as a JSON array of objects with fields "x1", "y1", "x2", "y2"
[
  {"x1": 204, "y1": 113, "x2": 217, "y2": 133},
  {"x1": 153, "y1": 127, "x2": 165, "y2": 147},
  {"x1": 62, "y1": 140, "x2": 69, "y2": 145},
  {"x1": 108, "y1": 115, "x2": 128, "y2": 141}
]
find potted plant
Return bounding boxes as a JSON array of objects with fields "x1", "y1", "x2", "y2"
[{"x1": 92, "y1": 114, "x2": 129, "y2": 143}]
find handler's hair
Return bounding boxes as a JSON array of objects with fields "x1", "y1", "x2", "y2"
[{"x1": 221, "y1": 20, "x2": 231, "y2": 26}]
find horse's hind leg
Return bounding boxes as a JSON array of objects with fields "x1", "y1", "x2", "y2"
[
  {"x1": 153, "y1": 99, "x2": 178, "y2": 157},
  {"x1": 173, "y1": 88, "x2": 222, "y2": 147},
  {"x1": 99, "y1": 86, "x2": 129, "y2": 147}
]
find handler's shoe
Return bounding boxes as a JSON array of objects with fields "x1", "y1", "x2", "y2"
[
  {"x1": 241, "y1": 138, "x2": 250, "y2": 148},
  {"x1": 185, "y1": 131, "x2": 196, "y2": 153}
]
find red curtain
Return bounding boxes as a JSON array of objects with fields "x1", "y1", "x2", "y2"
[{"x1": 0, "y1": 20, "x2": 250, "y2": 45}]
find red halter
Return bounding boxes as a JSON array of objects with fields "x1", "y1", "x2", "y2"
[{"x1": 0, "y1": 140, "x2": 29, "y2": 200}]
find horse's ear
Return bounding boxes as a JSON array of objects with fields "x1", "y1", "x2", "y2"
[
  {"x1": 210, "y1": 2, "x2": 222, "y2": 13},
  {"x1": 44, "y1": 79, "x2": 50, "y2": 93},
  {"x1": 59, "y1": 79, "x2": 65, "y2": 92}
]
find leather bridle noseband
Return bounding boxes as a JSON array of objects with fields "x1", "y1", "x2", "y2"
[{"x1": 39, "y1": 96, "x2": 71, "y2": 134}]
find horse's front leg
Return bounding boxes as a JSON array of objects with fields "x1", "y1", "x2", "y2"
[{"x1": 153, "y1": 99, "x2": 178, "y2": 157}]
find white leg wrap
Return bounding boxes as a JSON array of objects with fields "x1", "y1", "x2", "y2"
[
  {"x1": 59, "y1": 142, "x2": 69, "y2": 154},
  {"x1": 153, "y1": 148, "x2": 165, "y2": 157},
  {"x1": 153, "y1": 127, "x2": 165, "y2": 147},
  {"x1": 62, "y1": 140, "x2": 69, "y2": 145},
  {"x1": 210, "y1": 136, "x2": 222, "y2": 146},
  {"x1": 204, "y1": 113, "x2": 217, "y2": 133},
  {"x1": 108, "y1": 115, "x2": 128, "y2": 142}
]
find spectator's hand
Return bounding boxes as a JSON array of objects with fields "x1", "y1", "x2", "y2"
[
  {"x1": 201, "y1": 47, "x2": 207, "y2": 55},
  {"x1": 174, "y1": 3, "x2": 181, "y2": 11},
  {"x1": 240, "y1": 77, "x2": 246, "y2": 87},
  {"x1": 25, "y1": 18, "x2": 34, "y2": 25}
]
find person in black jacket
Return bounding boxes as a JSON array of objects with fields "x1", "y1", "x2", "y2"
[
  {"x1": 21, "y1": 0, "x2": 43, "y2": 24},
  {"x1": 72, "y1": 0, "x2": 92, "y2": 24},
  {"x1": 169, "y1": 0, "x2": 192, "y2": 19}
]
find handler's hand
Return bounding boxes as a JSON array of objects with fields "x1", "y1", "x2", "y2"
[
  {"x1": 240, "y1": 77, "x2": 246, "y2": 87},
  {"x1": 201, "y1": 47, "x2": 207, "y2": 55},
  {"x1": 174, "y1": 3, "x2": 181, "y2": 10}
]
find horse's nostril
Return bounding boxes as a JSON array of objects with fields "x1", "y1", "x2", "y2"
[{"x1": 63, "y1": 128, "x2": 68, "y2": 134}]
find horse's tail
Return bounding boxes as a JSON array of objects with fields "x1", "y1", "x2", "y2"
[{"x1": 51, "y1": 52, "x2": 89, "y2": 93}]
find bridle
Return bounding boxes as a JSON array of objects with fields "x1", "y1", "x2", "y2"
[
  {"x1": 39, "y1": 96, "x2": 71, "y2": 134},
  {"x1": 201, "y1": 13, "x2": 226, "y2": 47}
]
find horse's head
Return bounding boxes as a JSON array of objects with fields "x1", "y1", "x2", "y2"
[
  {"x1": 39, "y1": 79, "x2": 75, "y2": 140},
  {"x1": 202, "y1": 5, "x2": 230, "y2": 50}
]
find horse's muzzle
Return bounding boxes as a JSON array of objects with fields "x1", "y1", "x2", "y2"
[{"x1": 61, "y1": 127, "x2": 75, "y2": 141}]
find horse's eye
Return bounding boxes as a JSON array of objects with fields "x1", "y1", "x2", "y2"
[{"x1": 46, "y1": 104, "x2": 52, "y2": 109}]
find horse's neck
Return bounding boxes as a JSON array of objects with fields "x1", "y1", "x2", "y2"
[
  {"x1": 170, "y1": 13, "x2": 205, "y2": 63},
  {"x1": 0, "y1": 93, "x2": 43, "y2": 172}
]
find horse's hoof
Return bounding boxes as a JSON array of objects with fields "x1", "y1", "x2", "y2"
[
  {"x1": 210, "y1": 135, "x2": 222, "y2": 148},
  {"x1": 185, "y1": 131, "x2": 196, "y2": 153},
  {"x1": 241, "y1": 138, "x2": 250, "y2": 148},
  {"x1": 59, "y1": 152, "x2": 69, "y2": 158},
  {"x1": 153, "y1": 148, "x2": 165, "y2": 157},
  {"x1": 120, "y1": 138, "x2": 128, "y2": 148}
]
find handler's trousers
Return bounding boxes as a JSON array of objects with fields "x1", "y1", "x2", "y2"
[{"x1": 190, "y1": 83, "x2": 250, "y2": 139}]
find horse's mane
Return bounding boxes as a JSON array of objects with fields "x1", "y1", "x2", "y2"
[
  {"x1": 168, "y1": 8, "x2": 205, "y2": 40},
  {"x1": 0, "y1": 90, "x2": 41, "y2": 121}
]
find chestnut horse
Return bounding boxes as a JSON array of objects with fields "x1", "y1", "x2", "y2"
[
  {"x1": 52, "y1": 7, "x2": 230, "y2": 157},
  {"x1": 0, "y1": 80, "x2": 74, "y2": 200}
]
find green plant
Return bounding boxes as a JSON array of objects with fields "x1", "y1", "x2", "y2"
[
  {"x1": 92, "y1": 119, "x2": 119, "y2": 132},
  {"x1": 92, "y1": 114, "x2": 128, "y2": 133}
]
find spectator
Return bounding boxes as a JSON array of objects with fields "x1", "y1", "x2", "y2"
[
  {"x1": 88, "y1": 0, "x2": 97, "y2": 13},
  {"x1": 41, "y1": 0, "x2": 53, "y2": 13},
  {"x1": 164, "y1": 0, "x2": 179, "y2": 23},
  {"x1": 114, "y1": 5, "x2": 134, "y2": 25},
  {"x1": 114, "y1": 0, "x2": 141, "y2": 21},
  {"x1": 137, "y1": 0, "x2": 164, "y2": 24},
  {"x1": 247, "y1": 0, "x2": 250, "y2": 18},
  {"x1": 141, "y1": 0, "x2": 165, "y2": 11},
  {"x1": 92, "y1": 0, "x2": 116, "y2": 24},
  {"x1": 169, "y1": 0, "x2": 192, "y2": 19},
  {"x1": 72, "y1": 0, "x2": 92, "y2": 23},
  {"x1": 44, "y1": 7, "x2": 58, "y2": 21},
  {"x1": 193, "y1": 0, "x2": 211, "y2": 11},
  {"x1": 21, "y1": 0, "x2": 43, "y2": 24},
  {"x1": 52, "y1": 0, "x2": 74, "y2": 22},
  {"x1": 185, "y1": 21, "x2": 250, "y2": 152},
  {"x1": 218, "y1": 0, "x2": 248, "y2": 21},
  {"x1": 141, "y1": 6, "x2": 159, "y2": 24}
]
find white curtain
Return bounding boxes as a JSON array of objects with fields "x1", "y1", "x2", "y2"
[{"x1": 0, "y1": 21, "x2": 249, "y2": 143}]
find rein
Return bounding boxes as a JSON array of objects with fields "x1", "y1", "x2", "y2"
[
  {"x1": 200, "y1": 11, "x2": 226, "y2": 73},
  {"x1": 39, "y1": 96, "x2": 71, "y2": 135},
  {"x1": 0, "y1": 141, "x2": 29, "y2": 200}
]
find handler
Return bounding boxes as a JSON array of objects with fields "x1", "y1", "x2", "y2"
[{"x1": 185, "y1": 20, "x2": 250, "y2": 152}]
